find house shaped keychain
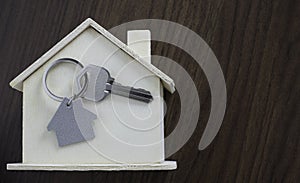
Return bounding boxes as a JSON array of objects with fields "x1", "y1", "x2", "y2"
[
  {"x1": 7, "y1": 18, "x2": 177, "y2": 171},
  {"x1": 47, "y1": 98, "x2": 97, "y2": 147}
]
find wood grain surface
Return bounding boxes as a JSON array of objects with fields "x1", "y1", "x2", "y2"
[{"x1": 0, "y1": 0, "x2": 299, "y2": 182}]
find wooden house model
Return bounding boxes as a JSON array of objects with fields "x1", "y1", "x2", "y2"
[{"x1": 7, "y1": 18, "x2": 177, "y2": 171}]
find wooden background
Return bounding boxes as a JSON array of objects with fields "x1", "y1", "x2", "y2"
[{"x1": 0, "y1": 0, "x2": 299, "y2": 182}]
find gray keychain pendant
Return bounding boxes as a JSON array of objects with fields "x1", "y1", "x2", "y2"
[
  {"x1": 47, "y1": 98, "x2": 97, "y2": 147},
  {"x1": 76, "y1": 64, "x2": 153, "y2": 103},
  {"x1": 43, "y1": 58, "x2": 97, "y2": 147}
]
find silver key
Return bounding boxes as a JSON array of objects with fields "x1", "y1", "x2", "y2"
[{"x1": 76, "y1": 65, "x2": 153, "y2": 103}]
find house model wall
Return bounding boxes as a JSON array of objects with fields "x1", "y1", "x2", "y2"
[{"x1": 7, "y1": 19, "x2": 176, "y2": 171}]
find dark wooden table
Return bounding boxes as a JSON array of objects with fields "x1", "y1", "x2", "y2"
[{"x1": 0, "y1": 0, "x2": 299, "y2": 182}]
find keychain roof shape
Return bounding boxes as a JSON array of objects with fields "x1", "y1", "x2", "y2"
[{"x1": 9, "y1": 18, "x2": 175, "y2": 93}]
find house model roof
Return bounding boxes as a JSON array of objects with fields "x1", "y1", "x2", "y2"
[{"x1": 9, "y1": 18, "x2": 175, "y2": 93}]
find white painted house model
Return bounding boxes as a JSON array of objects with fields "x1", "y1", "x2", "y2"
[{"x1": 7, "y1": 18, "x2": 177, "y2": 171}]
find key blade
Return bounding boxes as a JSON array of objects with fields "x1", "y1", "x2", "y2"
[
  {"x1": 109, "y1": 83, "x2": 153, "y2": 103},
  {"x1": 129, "y1": 88, "x2": 153, "y2": 103}
]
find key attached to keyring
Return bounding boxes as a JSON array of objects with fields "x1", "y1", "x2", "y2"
[
  {"x1": 76, "y1": 64, "x2": 153, "y2": 103},
  {"x1": 43, "y1": 58, "x2": 97, "y2": 147},
  {"x1": 43, "y1": 58, "x2": 153, "y2": 147}
]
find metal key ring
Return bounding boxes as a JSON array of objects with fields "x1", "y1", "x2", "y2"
[{"x1": 43, "y1": 58, "x2": 88, "y2": 104}]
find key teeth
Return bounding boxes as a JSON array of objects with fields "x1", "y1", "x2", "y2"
[
  {"x1": 142, "y1": 93, "x2": 153, "y2": 103},
  {"x1": 148, "y1": 96, "x2": 154, "y2": 103},
  {"x1": 107, "y1": 78, "x2": 114, "y2": 84}
]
